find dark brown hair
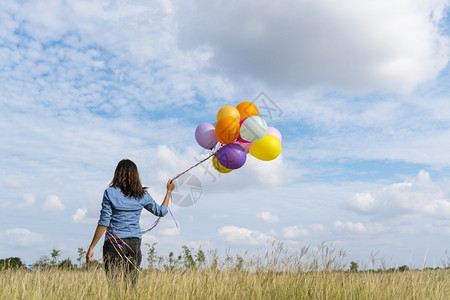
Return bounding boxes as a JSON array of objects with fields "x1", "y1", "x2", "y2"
[{"x1": 110, "y1": 159, "x2": 146, "y2": 199}]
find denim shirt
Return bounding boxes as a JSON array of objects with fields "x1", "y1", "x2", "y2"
[{"x1": 98, "y1": 187, "x2": 168, "y2": 239}]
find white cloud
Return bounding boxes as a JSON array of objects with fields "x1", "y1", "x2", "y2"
[
  {"x1": 177, "y1": 0, "x2": 449, "y2": 93},
  {"x1": 17, "y1": 194, "x2": 36, "y2": 209},
  {"x1": 72, "y1": 208, "x2": 97, "y2": 224},
  {"x1": 351, "y1": 192, "x2": 377, "y2": 212},
  {"x1": 211, "y1": 214, "x2": 229, "y2": 221},
  {"x1": 282, "y1": 225, "x2": 309, "y2": 239},
  {"x1": 160, "y1": 227, "x2": 181, "y2": 236},
  {"x1": 309, "y1": 224, "x2": 325, "y2": 232},
  {"x1": 1, "y1": 228, "x2": 45, "y2": 247},
  {"x1": 347, "y1": 170, "x2": 450, "y2": 218},
  {"x1": 42, "y1": 195, "x2": 65, "y2": 213},
  {"x1": 155, "y1": 145, "x2": 195, "y2": 178},
  {"x1": 246, "y1": 154, "x2": 284, "y2": 186},
  {"x1": 334, "y1": 220, "x2": 366, "y2": 233},
  {"x1": 0, "y1": 193, "x2": 35, "y2": 210},
  {"x1": 282, "y1": 223, "x2": 324, "y2": 239},
  {"x1": 333, "y1": 220, "x2": 386, "y2": 235},
  {"x1": 141, "y1": 234, "x2": 158, "y2": 246},
  {"x1": 218, "y1": 225, "x2": 274, "y2": 245},
  {"x1": 257, "y1": 211, "x2": 279, "y2": 224},
  {"x1": 72, "y1": 208, "x2": 87, "y2": 222}
]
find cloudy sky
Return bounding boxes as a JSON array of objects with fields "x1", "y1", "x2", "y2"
[{"x1": 1, "y1": 0, "x2": 449, "y2": 269}]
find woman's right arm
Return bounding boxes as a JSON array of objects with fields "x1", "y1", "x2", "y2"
[{"x1": 144, "y1": 179, "x2": 175, "y2": 216}]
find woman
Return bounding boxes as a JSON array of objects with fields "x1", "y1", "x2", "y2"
[{"x1": 86, "y1": 159, "x2": 175, "y2": 283}]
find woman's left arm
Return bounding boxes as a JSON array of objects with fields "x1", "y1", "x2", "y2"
[
  {"x1": 86, "y1": 225, "x2": 107, "y2": 263},
  {"x1": 87, "y1": 190, "x2": 112, "y2": 263}
]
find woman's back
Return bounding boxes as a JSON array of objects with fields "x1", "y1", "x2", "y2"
[{"x1": 99, "y1": 186, "x2": 167, "y2": 239}]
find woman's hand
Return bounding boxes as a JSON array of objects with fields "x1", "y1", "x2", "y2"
[
  {"x1": 167, "y1": 179, "x2": 175, "y2": 192},
  {"x1": 86, "y1": 225, "x2": 107, "y2": 263},
  {"x1": 162, "y1": 179, "x2": 175, "y2": 207},
  {"x1": 86, "y1": 247, "x2": 94, "y2": 263}
]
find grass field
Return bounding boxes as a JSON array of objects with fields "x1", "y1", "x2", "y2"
[
  {"x1": 1, "y1": 267, "x2": 449, "y2": 299},
  {"x1": 1, "y1": 244, "x2": 449, "y2": 299}
]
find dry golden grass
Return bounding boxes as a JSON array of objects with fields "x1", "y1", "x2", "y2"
[
  {"x1": 1, "y1": 267, "x2": 449, "y2": 299},
  {"x1": 2, "y1": 244, "x2": 449, "y2": 299}
]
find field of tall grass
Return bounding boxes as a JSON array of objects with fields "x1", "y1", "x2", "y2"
[
  {"x1": 1, "y1": 243, "x2": 449, "y2": 299},
  {"x1": 2, "y1": 267, "x2": 449, "y2": 299}
]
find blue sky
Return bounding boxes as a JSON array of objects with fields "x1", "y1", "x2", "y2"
[{"x1": 1, "y1": 0, "x2": 450, "y2": 269}]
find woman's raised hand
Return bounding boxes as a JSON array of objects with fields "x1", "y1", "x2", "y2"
[{"x1": 167, "y1": 179, "x2": 175, "y2": 192}]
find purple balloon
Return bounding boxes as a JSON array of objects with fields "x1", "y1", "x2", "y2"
[
  {"x1": 216, "y1": 143, "x2": 247, "y2": 169},
  {"x1": 195, "y1": 122, "x2": 218, "y2": 149}
]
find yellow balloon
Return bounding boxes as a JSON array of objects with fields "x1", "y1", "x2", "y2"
[
  {"x1": 212, "y1": 156, "x2": 233, "y2": 173},
  {"x1": 216, "y1": 105, "x2": 240, "y2": 122},
  {"x1": 249, "y1": 134, "x2": 282, "y2": 161}
]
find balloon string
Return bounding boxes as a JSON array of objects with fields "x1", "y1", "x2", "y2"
[
  {"x1": 142, "y1": 147, "x2": 219, "y2": 234},
  {"x1": 141, "y1": 217, "x2": 161, "y2": 234},
  {"x1": 171, "y1": 146, "x2": 221, "y2": 181},
  {"x1": 141, "y1": 197, "x2": 178, "y2": 234},
  {"x1": 168, "y1": 198, "x2": 179, "y2": 228},
  {"x1": 105, "y1": 227, "x2": 140, "y2": 271}
]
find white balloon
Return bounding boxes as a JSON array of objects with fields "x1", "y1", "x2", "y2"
[{"x1": 239, "y1": 116, "x2": 267, "y2": 142}]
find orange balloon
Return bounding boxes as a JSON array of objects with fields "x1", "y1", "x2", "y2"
[
  {"x1": 215, "y1": 116, "x2": 240, "y2": 144},
  {"x1": 236, "y1": 101, "x2": 258, "y2": 120}
]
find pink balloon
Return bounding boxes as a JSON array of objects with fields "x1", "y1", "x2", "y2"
[
  {"x1": 232, "y1": 140, "x2": 252, "y2": 153},
  {"x1": 239, "y1": 117, "x2": 248, "y2": 126},
  {"x1": 266, "y1": 127, "x2": 282, "y2": 143},
  {"x1": 236, "y1": 117, "x2": 248, "y2": 143}
]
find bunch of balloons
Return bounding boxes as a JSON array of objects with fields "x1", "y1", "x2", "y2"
[{"x1": 195, "y1": 102, "x2": 282, "y2": 173}]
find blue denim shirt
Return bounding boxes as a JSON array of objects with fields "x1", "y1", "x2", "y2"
[{"x1": 98, "y1": 187, "x2": 168, "y2": 239}]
